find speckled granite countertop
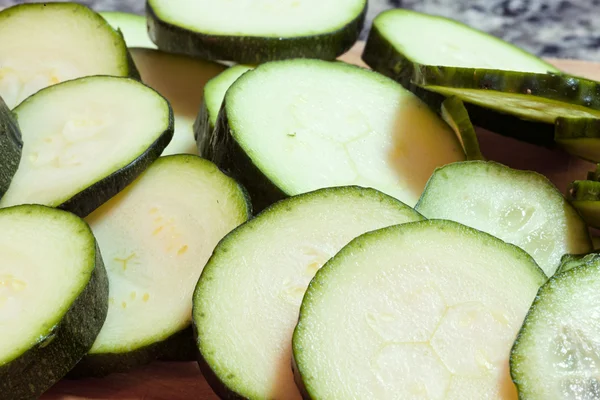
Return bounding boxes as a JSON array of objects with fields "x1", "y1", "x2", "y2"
[{"x1": 3, "y1": 0, "x2": 600, "y2": 61}]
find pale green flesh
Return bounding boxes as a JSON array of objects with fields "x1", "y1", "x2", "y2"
[
  {"x1": 0, "y1": 3, "x2": 130, "y2": 109},
  {"x1": 416, "y1": 161, "x2": 591, "y2": 276},
  {"x1": 511, "y1": 264, "x2": 600, "y2": 399},
  {"x1": 426, "y1": 86, "x2": 600, "y2": 123},
  {"x1": 100, "y1": 11, "x2": 157, "y2": 49},
  {"x1": 205, "y1": 65, "x2": 253, "y2": 128},
  {"x1": 571, "y1": 201, "x2": 600, "y2": 229},
  {"x1": 86, "y1": 156, "x2": 249, "y2": 354},
  {"x1": 194, "y1": 187, "x2": 423, "y2": 399},
  {"x1": 130, "y1": 48, "x2": 226, "y2": 155},
  {"x1": 0, "y1": 205, "x2": 96, "y2": 366},
  {"x1": 149, "y1": 0, "x2": 366, "y2": 37},
  {"x1": 227, "y1": 59, "x2": 465, "y2": 207},
  {"x1": 0, "y1": 77, "x2": 170, "y2": 209},
  {"x1": 294, "y1": 220, "x2": 546, "y2": 399},
  {"x1": 557, "y1": 139, "x2": 600, "y2": 163},
  {"x1": 375, "y1": 9, "x2": 557, "y2": 73}
]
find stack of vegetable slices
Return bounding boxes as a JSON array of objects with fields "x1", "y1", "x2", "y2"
[{"x1": 1, "y1": 1, "x2": 600, "y2": 399}]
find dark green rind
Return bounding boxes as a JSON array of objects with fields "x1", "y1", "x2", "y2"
[
  {"x1": 555, "y1": 117, "x2": 600, "y2": 162},
  {"x1": 193, "y1": 99, "x2": 211, "y2": 143},
  {"x1": 0, "y1": 240, "x2": 108, "y2": 400},
  {"x1": 146, "y1": 2, "x2": 367, "y2": 64},
  {"x1": 199, "y1": 103, "x2": 287, "y2": 212},
  {"x1": 292, "y1": 354, "x2": 312, "y2": 400},
  {"x1": 556, "y1": 252, "x2": 600, "y2": 275},
  {"x1": 119, "y1": 29, "x2": 142, "y2": 81},
  {"x1": 0, "y1": 98, "x2": 22, "y2": 198},
  {"x1": 568, "y1": 180, "x2": 600, "y2": 229},
  {"x1": 441, "y1": 96, "x2": 484, "y2": 160}
]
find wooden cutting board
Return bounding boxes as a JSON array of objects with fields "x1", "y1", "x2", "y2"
[{"x1": 42, "y1": 43, "x2": 600, "y2": 400}]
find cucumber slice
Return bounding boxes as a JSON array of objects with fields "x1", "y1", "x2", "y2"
[
  {"x1": 0, "y1": 3, "x2": 137, "y2": 109},
  {"x1": 568, "y1": 180, "x2": 600, "y2": 229},
  {"x1": 203, "y1": 59, "x2": 465, "y2": 211},
  {"x1": 441, "y1": 96, "x2": 484, "y2": 160},
  {"x1": 510, "y1": 262, "x2": 600, "y2": 399},
  {"x1": 0, "y1": 204, "x2": 108, "y2": 399},
  {"x1": 130, "y1": 48, "x2": 226, "y2": 156},
  {"x1": 0, "y1": 98, "x2": 21, "y2": 198},
  {"x1": 555, "y1": 117, "x2": 600, "y2": 162},
  {"x1": 195, "y1": 65, "x2": 253, "y2": 144},
  {"x1": 556, "y1": 252, "x2": 600, "y2": 275},
  {"x1": 193, "y1": 186, "x2": 423, "y2": 399},
  {"x1": 147, "y1": 0, "x2": 367, "y2": 63},
  {"x1": 72, "y1": 155, "x2": 250, "y2": 377},
  {"x1": 416, "y1": 161, "x2": 591, "y2": 277},
  {"x1": 100, "y1": 11, "x2": 157, "y2": 49},
  {"x1": 293, "y1": 220, "x2": 546, "y2": 399},
  {"x1": 0, "y1": 76, "x2": 173, "y2": 218}
]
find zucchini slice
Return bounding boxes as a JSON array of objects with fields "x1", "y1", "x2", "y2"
[
  {"x1": 0, "y1": 76, "x2": 173, "y2": 218},
  {"x1": 146, "y1": 0, "x2": 367, "y2": 63},
  {"x1": 0, "y1": 98, "x2": 21, "y2": 198},
  {"x1": 73, "y1": 155, "x2": 250, "y2": 377},
  {"x1": 556, "y1": 252, "x2": 600, "y2": 275},
  {"x1": 416, "y1": 161, "x2": 592, "y2": 277},
  {"x1": 203, "y1": 59, "x2": 465, "y2": 211},
  {"x1": 195, "y1": 65, "x2": 253, "y2": 143},
  {"x1": 568, "y1": 180, "x2": 600, "y2": 229},
  {"x1": 441, "y1": 96, "x2": 485, "y2": 160},
  {"x1": 511, "y1": 262, "x2": 600, "y2": 399},
  {"x1": 100, "y1": 11, "x2": 157, "y2": 49},
  {"x1": 130, "y1": 48, "x2": 226, "y2": 155},
  {"x1": 0, "y1": 205, "x2": 108, "y2": 399},
  {"x1": 193, "y1": 186, "x2": 423, "y2": 399},
  {"x1": 293, "y1": 220, "x2": 546, "y2": 399},
  {"x1": 0, "y1": 3, "x2": 137, "y2": 109},
  {"x1": 555, "y1": 117, "x2": 600, "y2": 162}
]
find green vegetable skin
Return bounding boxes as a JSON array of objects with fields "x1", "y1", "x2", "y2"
[
  {"x1": 555, "y1": 117, "x2": 600, "y2": 162},
  {"x1": 146, "y1": 0, "x2": 367, "y2": 63},
  {"x1": 568, "y1": 180, "x2": 600, "y2": 229},
  {"x1": 0, "y1": 98, "x2": 21, "y2": 198},
  {"x1": 0, "y1": 205, "x2": 108, "y2": 400},
  {"x1": 440, "y1": 96, "x2": 485, "y2": 160}
]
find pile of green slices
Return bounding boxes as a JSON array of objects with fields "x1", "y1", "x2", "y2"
[{"x1": 2, "y1": 2, "x2": 600, "y2": 399}]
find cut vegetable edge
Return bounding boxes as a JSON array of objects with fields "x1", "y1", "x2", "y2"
[
  {"x1": 100, "y1": 11, "x2": 157, "y2": 49},
  {"x1": 70, "y1": 155, "x2": 250, "y2": 377},
  {"x1": 555, "y1": 117, "x2": 600, "y2": 162},
  {"x1": 146, "y1": 1, "x2": 367, "y2": 64},
  {"x1": 556, "y1": 252, "x2": 600, "y2": 275},
  {"x1": 293, "y1": 219, "x2": 546, "y2": 400},
  {"x1": 0, "y1": 205, "x2": 108, "y2": 399},
  {"x1": 568, "y1": 180, "x2": 600, "y2": 229},
  {"x1": 441, "y1": 96, "x2": 485, "y2": 160},
  {"x1": 193, "y1": 185, "x2": 424, "y2": 399},
  {"x1": 0, "y1": 97, "x2": 22, "y2": 199},
  {"x1": 0, "y1": 76, "x2": 174, "y2": 218}
]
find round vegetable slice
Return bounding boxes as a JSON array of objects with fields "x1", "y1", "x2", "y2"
[
  {"x1": 511, "y1": 262, "x2": 600, "y2": 399},
  {"x1": 0, "y1": 76, "x2": 173, "y2": 218},
  {"x1": 0, "y1": 3, "x2": 137, "y2": 109},
  {"x1": 130, "y1": 48, "x2": 226, "y2": 156},
  {"x1": 0, "y1": 97, "x2": 21, "y2": 198},
  {"x1": 194, "y1": 186, "x2": 424, "y2": 399},
  {"x1": 202, "y1": 58, "x2": 465, "y2": 211},
  {"x1": 146, "y1": 0, "x2": 367, "y2": 63},
  {"x1": 72, "y1": 155, "x2": 250, "y2": 377},
  {"x1": 100, "y1": 11, "x2": 157, "y2": 49},
  {"x1": 0, "y1": 204, "x2": 108, "y2": 399},
  {"x1": 416, "y1": 161, "x2": 591, "y2": 277},
  {"x1": 293, "y1": 219, "x2": 546, "y2": 399}
]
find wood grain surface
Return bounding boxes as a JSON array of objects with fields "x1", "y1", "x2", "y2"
[{"x1": 42, "y1": 43, "x2": 600, "y2": 400}]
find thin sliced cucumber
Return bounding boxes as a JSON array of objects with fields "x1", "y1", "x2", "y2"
[
  {"x1": 130, "y1": 48, "x2": 226, "y2": 156},
  {"x1": 0, "y1": 76, "x2": 173, "y2": 218},
  {"x1": 511, "y1": 262, "x2": 600, "y2": 399},
  {"x1": 147, "y1": 0, "x2": 367, "y2": 63},
  {"x1": 193, "y1": 186, "x2": 423, "y2": 399},
  {"x1": 203, "y1": 59, "x2": 465, "y2": 211},
  {"x1": 100, "y1": 11, "x2": 157, "y2": 49},
  {"x1": 556, "y1": 252, "x2": 600, "y2": 275},
  {"x1": 0, "y1": 98, "x2": 21, "y2": 198},
  {"x1": 441, "y1": 96, "x2": 484, "y2": 160},
  {"x1": 195, "y1": 65, "x2": 253, "y2": 144},
  {"x1": 568, "y1": 180, "x2": 600, "y2": 229},
  {"x1": 0, "y1": 205, "x2": 108, "y2": 400},
  {"x1": 293, "y1": 220, "x2": 546, "y2": 399},
  {"x1": 555, "y1": 117, "x2": 600, "y2": 162},
  {"x1": 71, "y1": 155, "x2": 250, "y2": 377},
  {"x1": 416, "y1": 161, "x2": 591, "y2": 276},
  {"x1": 0, "y1": 3, "x2": 137, "y2": 109}
]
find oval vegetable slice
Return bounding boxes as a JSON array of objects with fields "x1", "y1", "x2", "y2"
[
  {"x1": 293, "y1": 220, "x2": 546, "y2": 399},
  {"x1": 193, "y1": 186, "x2": 423, "y2": 399},
  {"x1": 0, "y1": 204, "x2": 108, "y2": 399},
  {"x1": 100, "y1": 11, "x2": 157, "y2": 49},
  {"x1": 511, "y1": 262, "x2": 600, "y2": 399},
  {"x1": 0, "y1": 76, "x2": 173, "y2": 218},
  {"x1": 416, "y1": 161, "x2": 591, "y2": 277},
  {"x1": 202, "y1": 58, "x2": 465, "y2": 211},
  {"x1": 72, "y1": 155, "x2": 250, "y2": 377},
  {"x1": 147, "y1": 0, "x2": 367, "y2": 63},
  {"x1": 130, "y1": 48, "x2": 226, "y2": 155},
  {"x1": 0, "y1": 3, "x2": 137, "y2": 109},
  {"x1": 0, "y1": 97, "x2": 21, "y2": 198}
]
